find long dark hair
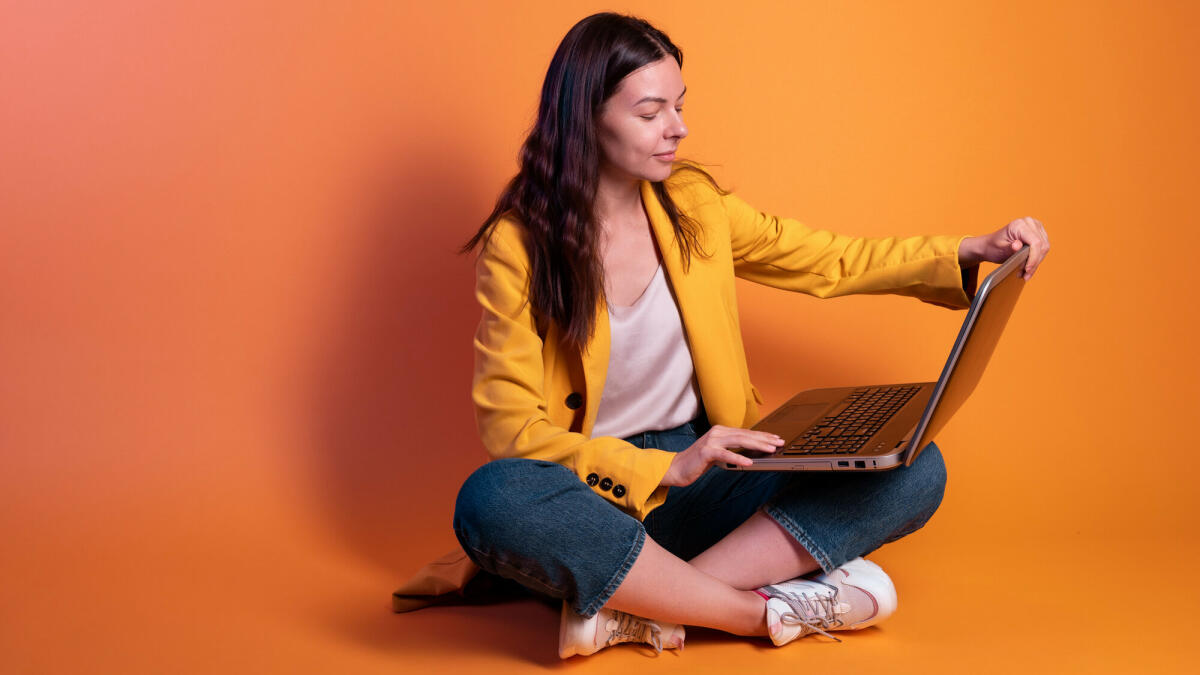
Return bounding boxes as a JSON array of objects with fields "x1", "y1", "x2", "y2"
[{"x1": 459, "y1": 11, "x2": 728, "y2": 356}]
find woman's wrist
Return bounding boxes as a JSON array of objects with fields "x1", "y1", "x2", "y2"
[
  {"x1": 659, "y1": 455, "x2": 679, "y2": 488},
  {"x1": 957, "y1": 235, "x2": 985, "y2": 267}
]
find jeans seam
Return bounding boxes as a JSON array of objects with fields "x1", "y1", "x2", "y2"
[
  {"x1": 579, "y1": 523, "x2": 646, "y2": 619},
  {"x1": 456, "y1": 536, "x2": 563, "y2": 598},
  {"x1": 762, "y1": 503, "x2": 837, "y2": 575}
]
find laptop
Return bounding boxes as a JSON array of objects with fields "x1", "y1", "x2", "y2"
[{"x1": 723, "y1": 244, "x2": 1030, "y2": 472}]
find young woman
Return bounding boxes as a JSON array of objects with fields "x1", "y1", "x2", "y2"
[{"x1": 402, "y1": 11, "x2": 1049, "y2": 658}]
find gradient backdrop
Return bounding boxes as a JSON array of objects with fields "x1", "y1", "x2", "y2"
[{"x1": 3, "y1": 1, "x2": 1198, "y2": 672}]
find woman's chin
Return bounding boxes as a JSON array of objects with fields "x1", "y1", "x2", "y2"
[{"x1": 646, "y1": 164, "x2": 674, "y2": 181}]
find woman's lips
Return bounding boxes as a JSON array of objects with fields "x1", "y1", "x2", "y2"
[{"x1": 654, "y1": 151, "x2": 676, "y2": 161}]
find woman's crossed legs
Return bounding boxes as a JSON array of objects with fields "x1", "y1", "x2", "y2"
[{"x1": 452, "y1": 416, "x2": 947, "y2": 638}]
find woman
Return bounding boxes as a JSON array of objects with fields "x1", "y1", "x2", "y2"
[{"x1": 395, "y1": 12, "x2": 1050, "y2": 658}]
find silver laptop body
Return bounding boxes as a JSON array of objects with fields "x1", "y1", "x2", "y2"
[{"x1": 724, "y1": 245, "x2": 1029, "y2": 472}]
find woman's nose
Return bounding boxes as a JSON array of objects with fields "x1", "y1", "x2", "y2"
[{"x1": 670, "y1": 115, "x2": 688, "y2": 139}]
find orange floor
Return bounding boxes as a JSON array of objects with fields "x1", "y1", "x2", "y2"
[{"x1": 5, "y1": 472, "x2": 1197, "y2": 674}]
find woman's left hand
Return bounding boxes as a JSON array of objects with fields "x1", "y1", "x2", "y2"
[{"x1": 959, "y1": 217, "x2": 1051, "y2": 280}]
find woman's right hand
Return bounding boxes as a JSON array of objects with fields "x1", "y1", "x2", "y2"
[{"x1": 659, "y1": 425, "x2": 786, "y2": 487}]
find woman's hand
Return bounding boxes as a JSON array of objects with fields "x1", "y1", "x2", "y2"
[
  {"x1": 958, "y1": 217, "x2": 1051, "y2": 280},
  {"x1": 660, "y1": 425, "x2": 786, "y2": 487}
]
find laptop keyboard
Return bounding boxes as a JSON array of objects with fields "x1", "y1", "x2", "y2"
[{"x1": 784, "y1": 385, "x2": 921, "y2": 455}]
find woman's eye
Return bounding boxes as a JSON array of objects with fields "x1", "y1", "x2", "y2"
[{"x1": 640, "y1": 115, "x2": 655, "y2": 120}]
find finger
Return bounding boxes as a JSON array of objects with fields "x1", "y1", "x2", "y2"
[
  {"x1": 1031, "y1": 235, "x2": 1049, "y2": 270},
  {"x1": 722, "y1": 448, "x2": 754, "y2": 467},
  {"x1": 722, "y1": 428, "x2": 775, "y2": 441},
  {"x1": 1025, "y1": 229, "x2": 1050, "y2": 279},
  {"x1": 1032, "y1": 244, "x2": 1049, "y2": 276},
  {"x1": 1025, "y1": 246, "x2": 1048, "y2": 279},
  {"x1": 738, "y1": 430, "x2": 785, "y2": 451},
  {"x1": 1014, "y1": 220, "x2": 1042, "y2": 278}
]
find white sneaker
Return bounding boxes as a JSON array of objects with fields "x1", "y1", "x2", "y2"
[
  {"x1": 558, "y1": 601, "x2": 686, "y2": 658},
  {"x1": 760, "y1": 557, "x2": 898, "y2": 646}
]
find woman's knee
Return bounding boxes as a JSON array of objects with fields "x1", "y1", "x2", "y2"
[
  {"x1": 452, "y1": 458, "x2": 576, "y2": 553},
  {"x1": 911, "y1": 441, "x2": 947, "y2": 507},
  {"x1": 451, "y1": 457, "x2": 643, "y2": 605},
  {"x1": 887, "y1": 441, "x2": 948, "y2": 539}
]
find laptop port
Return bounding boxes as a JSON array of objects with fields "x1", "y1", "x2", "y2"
[
  {"x1": 854, "y1": 460, "x2": 866, "y2": 468},
  {"x1": 836, "y1": 460, "x2": 849, "y2": 468}
]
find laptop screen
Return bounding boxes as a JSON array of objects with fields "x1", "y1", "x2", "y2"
[{"x1": 906, "y1": 245, "x2": 1030, "y2": 465}]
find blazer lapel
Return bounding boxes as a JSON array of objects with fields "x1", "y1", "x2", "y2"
[
  {"x1": 640, "y1": 180, "x2": 742, "y2": 428},
  {"x1": 578, "y1": 179, "x2": 743, "y2": 436}
]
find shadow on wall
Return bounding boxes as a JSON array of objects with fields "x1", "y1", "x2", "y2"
[{"x1": 304, "y1": 139, "x2": 497, "y2": 576}]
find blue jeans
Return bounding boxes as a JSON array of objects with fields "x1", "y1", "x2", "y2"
[{"x1": 453, "y1": 405, "x2": 947, "y2": 618}]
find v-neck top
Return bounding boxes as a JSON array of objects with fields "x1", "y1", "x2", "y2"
[{"x1": 591, "y1": 261, "x2": 701, "y2": 440}]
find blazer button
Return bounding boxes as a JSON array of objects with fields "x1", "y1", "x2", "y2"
[
  {"x1": 599, "y1": 477, "x2": 613, "y2": 491},
  {"x1": 565, "y1": 392, "x2": 584, "y2": 410},
  {"x1": 612, "y1": 484, "x2": 626, "y2": 498},
  {"x1": 586, "y1": 473, "x2": 599, "y2": 487}
]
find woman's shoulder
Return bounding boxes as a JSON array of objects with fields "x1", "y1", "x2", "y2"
[
  {"x1": 472, "y1": 212, "x2": 534, "y2": 281},
  {"x1": 663, "y1": 159, "x2": 730, "y2": 209}
]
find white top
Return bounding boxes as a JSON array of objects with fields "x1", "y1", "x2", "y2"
[{"x1": 590, "y1": 261, "x2": 701, "y2": 439}]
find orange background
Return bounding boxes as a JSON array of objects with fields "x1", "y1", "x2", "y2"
[{"x1": 3, "y1": 1, "x2": 1197, "y2": 672}]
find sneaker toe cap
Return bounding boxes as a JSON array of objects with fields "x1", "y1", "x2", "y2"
[{"x1": 840, "y1": 566, "x2": 897, "y2": 628}]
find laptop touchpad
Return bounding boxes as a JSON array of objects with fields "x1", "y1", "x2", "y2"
[{"x1": 772, "y1": 403, "x2": 828, "y2": 424}]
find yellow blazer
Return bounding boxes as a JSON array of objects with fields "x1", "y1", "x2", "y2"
[{"x1": 393, "y1": 170, "x2": 977, "y2": 612}]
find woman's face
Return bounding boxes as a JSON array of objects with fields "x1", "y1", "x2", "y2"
[{"x1": 596, "y1": 56, "x2": 688, "y2": 184}]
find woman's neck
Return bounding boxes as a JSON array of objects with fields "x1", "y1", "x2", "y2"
[{"x1": 594, "y1": 170, "x2": 645, "y2": 234}]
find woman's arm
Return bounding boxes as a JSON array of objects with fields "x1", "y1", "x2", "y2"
[
  {"x1": 720, "y1": 190, "x2": 979, "y2": 309},
  {"x1": 470, "y1": 221, "x2": 677, "y2": 521}
]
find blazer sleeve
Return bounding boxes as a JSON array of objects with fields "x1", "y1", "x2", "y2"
[
  {"x1": 470, "y1": 222, "x2": 677, "y2": 521},
  {"x1": 720, "y1": 190, "x2": 979, "y2": 309}
]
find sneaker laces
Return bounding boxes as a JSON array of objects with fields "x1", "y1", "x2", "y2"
[
  {"x1": 766, "y1": 581, "x2": 846, "y2": 643},
  {"x1": 604, "y1": 610, "x2": 666, "y2": 654}
]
